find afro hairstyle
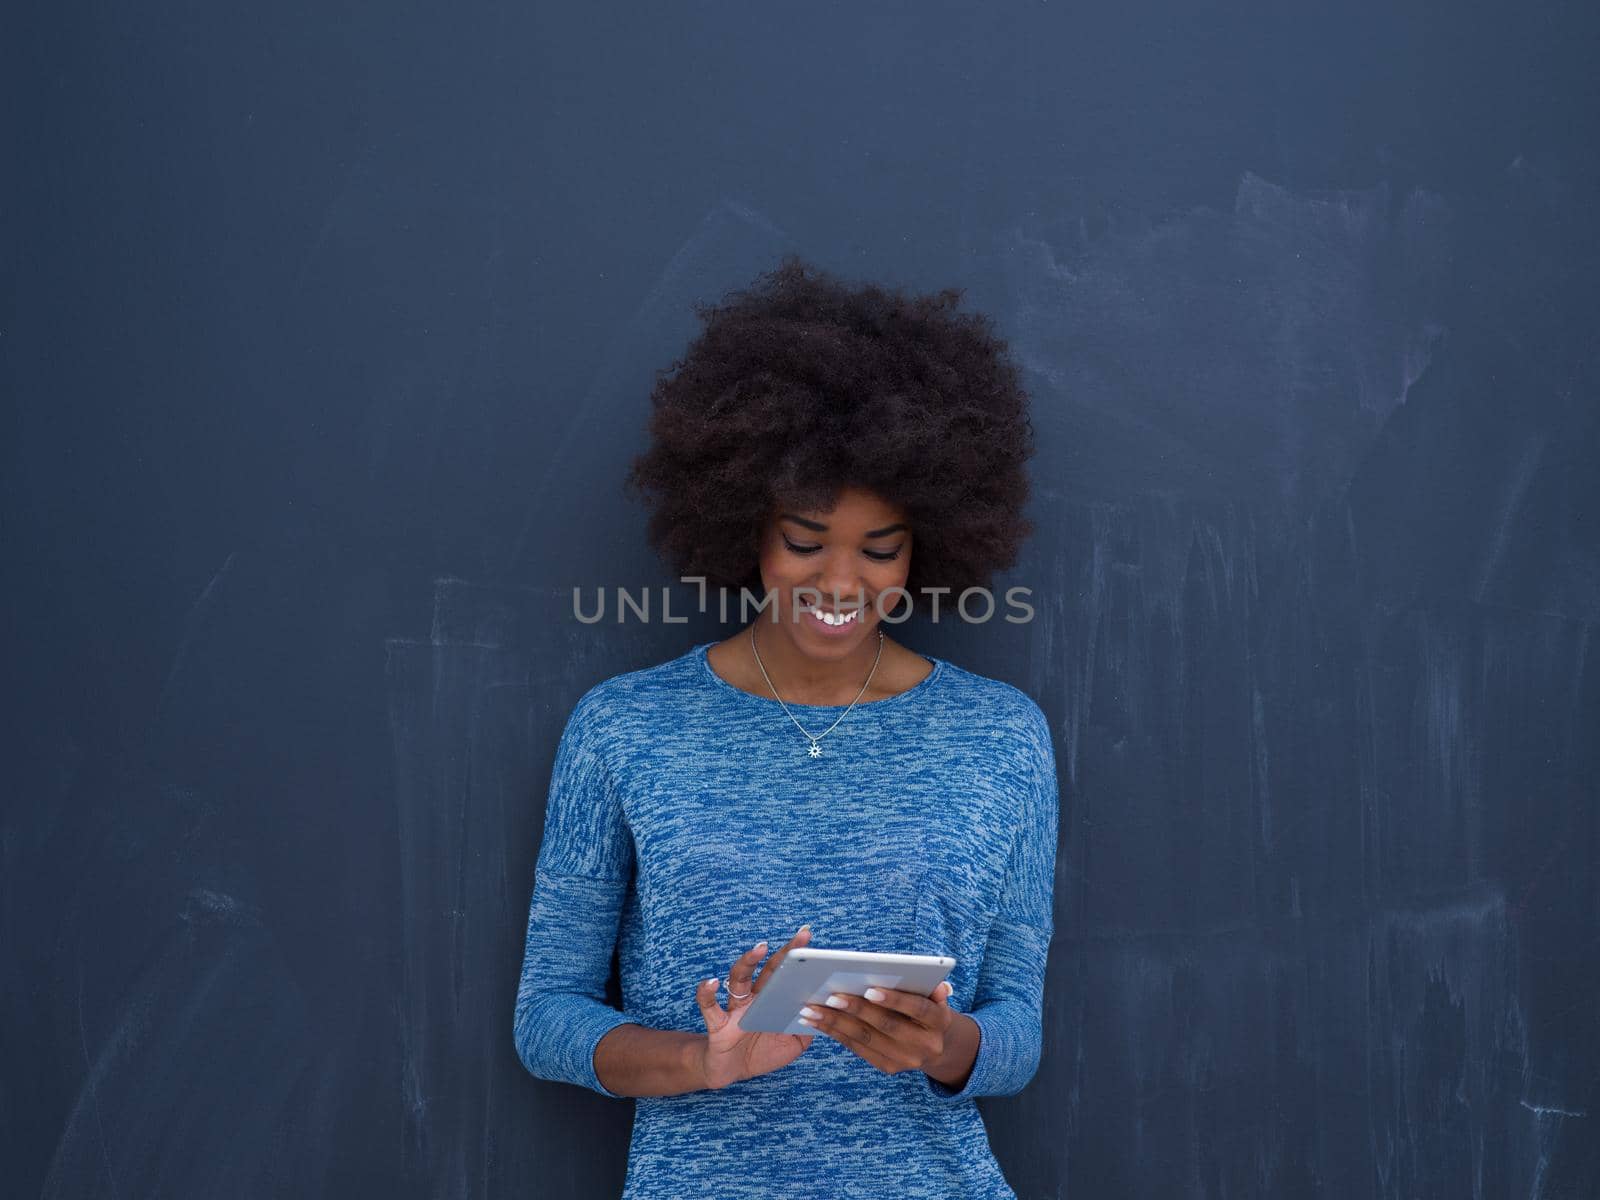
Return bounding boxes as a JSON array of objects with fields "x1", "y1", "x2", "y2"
[{"x1": 624, "y1": 254, "x2": 1039, "y2": 603}]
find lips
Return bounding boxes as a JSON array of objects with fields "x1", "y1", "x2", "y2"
[
  {"x1": 798, "y1": 602, "x2": 865, "y2": 634},
  {"x1": 799, "y1": 602, "x2": 862, "y2": 619}
]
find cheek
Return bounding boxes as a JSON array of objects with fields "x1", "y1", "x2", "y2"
[
  {"x1": 754, "y1": 531, "x2": 789, "y2": 576},
  {"x1": 874, "y1": 557, "x2": 912, "y2": 592},
  {"x1": 757, "y1": 547, "x2": 798, "y2": 586}
]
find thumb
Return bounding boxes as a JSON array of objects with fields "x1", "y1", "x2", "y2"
[
  {"x1": 696, "y1": 976, "x2": 728, "y2": 1033},
  {"x1": 935, "y1": 980, "x2": 955, "y2": 1007}
]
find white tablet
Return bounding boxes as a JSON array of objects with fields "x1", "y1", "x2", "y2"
[{"x1": 737, "y1": 947, "x2": 957, "y2": 1035}]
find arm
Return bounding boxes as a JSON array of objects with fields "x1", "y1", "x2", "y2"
[
  {"x1": 923, "y1": 702, "x2": 1060, "y2": 1103},
  {"x1": 511, "y1": 692, "x2": 710, "y2": 1098}
]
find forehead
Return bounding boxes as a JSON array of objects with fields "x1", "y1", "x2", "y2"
[{"x1": 777, "y1": 486, "x2": 907, "y2": 527}]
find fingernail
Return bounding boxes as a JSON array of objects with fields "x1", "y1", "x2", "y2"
[
  {"x1": 798, "y1": 924, "x2": 810, "y2": 934},
  {"x1": 863, "y1": 987, "x2": 885, "y2": 1002},
  {"x1": 752, "y1": 940, "x2": 768, "y2": 953}
]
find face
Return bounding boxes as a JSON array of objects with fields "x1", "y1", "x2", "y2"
[{"x1": 754, "y1": 484, "x2": 913, "y2": 658}]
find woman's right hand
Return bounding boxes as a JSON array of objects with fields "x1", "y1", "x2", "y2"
[{"x1": 694, "y1": 925, "x2": 816, "y2": 1091}]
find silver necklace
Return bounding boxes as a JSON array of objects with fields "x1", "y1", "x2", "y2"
[{"x1": 749, "y1": 623, "x2": 884, "y2": 759}]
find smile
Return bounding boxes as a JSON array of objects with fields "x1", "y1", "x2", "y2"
[{"x1": 798, "y1": 603, "x2": 863, "y2": 627}]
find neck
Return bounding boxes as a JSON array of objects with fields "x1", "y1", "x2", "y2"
[{"x1": 748, "y1": 620, "x2": 884, "y2": 703}]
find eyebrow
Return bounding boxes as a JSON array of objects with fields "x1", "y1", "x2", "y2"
[{"x1": 779, "y1": 513, "x2": 909, "y2": 538}]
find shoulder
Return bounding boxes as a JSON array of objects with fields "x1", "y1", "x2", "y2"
[
  {"x1": 932, "y1": 656, "x2": 1051, "y2": 745},
  {"x1": 560, "y1": 644, "x2": 703, "y2": 757}
]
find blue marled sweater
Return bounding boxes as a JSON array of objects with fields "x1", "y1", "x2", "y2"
[{"x1": 513, "y1": 639, "x2": 1060, "y2": 1198}]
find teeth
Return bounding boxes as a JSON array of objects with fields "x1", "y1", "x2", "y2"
[{"x1": 803, "y1": 604, "x2": 860, "y2": 626}]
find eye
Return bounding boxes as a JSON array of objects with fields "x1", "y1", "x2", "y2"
[{"x1": 781, "y1": 534, "x2": 902, "y2": 562}]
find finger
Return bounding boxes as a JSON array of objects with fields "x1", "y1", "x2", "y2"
[
  {"x1": 799, "y1": 1005, "x2": 915, "y2": 1074},
  {"x1": 751, "y1": 924, "x2": 812, "y2": 996},
  {"x1": 857, "y1": 982, "x2": 955, "y2": 1031},
  {"x1": 827, "y1": 993, "x2": 915, "y2": 1045},
  {"x1": 725, "y1": 936, "x2": 776, "y2": 1004}
]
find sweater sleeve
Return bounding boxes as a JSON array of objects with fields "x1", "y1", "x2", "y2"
[
  {"x1": 512, "y1": 691, "x2": 638, "y2": 1099},
  {"x1": 925, "y1": 700, "x2": 1059, "y2": 1103}
]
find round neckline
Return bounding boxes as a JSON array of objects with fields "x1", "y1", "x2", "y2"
[{"x1": 694, "y1": 640, "x2": 945, "y2": 712}]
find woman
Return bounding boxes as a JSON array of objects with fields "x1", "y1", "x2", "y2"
[{"x1": 513, "y1": 255, "x2": 1060, "y2": 1198}]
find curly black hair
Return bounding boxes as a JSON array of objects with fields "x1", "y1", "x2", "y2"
[{"x1": 623, "y1": 254, "x2": 1039, "y2": 602}]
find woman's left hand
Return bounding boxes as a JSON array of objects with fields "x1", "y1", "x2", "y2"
[{"x1": 797, "y1": 980, "x2": 958, "y2": 1076}]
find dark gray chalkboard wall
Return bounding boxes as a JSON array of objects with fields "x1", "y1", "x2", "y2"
[{"x1": 6, "y1": 1, "x2": 1598, "y2": 1196}]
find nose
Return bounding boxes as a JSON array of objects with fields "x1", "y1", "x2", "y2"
[{"x1": 809, "y1": 551, "x2": 868, "y2": 603}]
